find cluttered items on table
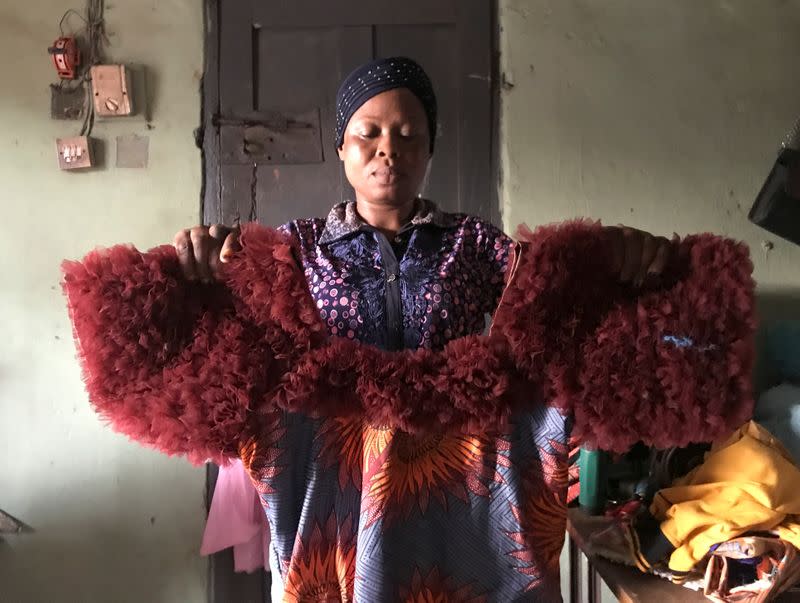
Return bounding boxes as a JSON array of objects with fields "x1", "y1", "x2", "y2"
[{"x1": 582, "y1": 322, "x2": 800, "y2": 602}]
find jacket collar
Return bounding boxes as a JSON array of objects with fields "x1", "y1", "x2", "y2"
[{"x1": 318, "y1": 198, "x2": 458, "y2": 245}]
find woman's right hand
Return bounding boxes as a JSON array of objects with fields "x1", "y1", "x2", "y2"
[{"x1": 173, "y1": 224, "x2": 240, "y2": 282}]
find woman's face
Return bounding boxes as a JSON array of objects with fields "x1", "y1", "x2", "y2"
[{"x1": 338, "y1": 88, "x2": 431, "y2": 207}]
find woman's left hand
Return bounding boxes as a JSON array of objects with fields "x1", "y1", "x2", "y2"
[{"x1": 604, "y1": 226, "x2": 672, "y2": 287}]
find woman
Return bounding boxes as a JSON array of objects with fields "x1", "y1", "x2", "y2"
[{"x1": 172, "y1": 58, "x2": 671, "y2": 601}]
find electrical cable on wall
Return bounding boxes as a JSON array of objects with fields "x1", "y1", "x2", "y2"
[
  {"x1": 59, "y1": 8, "x2": 87, "y2": 36},
  {"x1": 50, "y1": 0, "x2": 107, "y2": 170},
  {"x1": 80, "y1": 0, "x2": 107, "y2": 136},
  {"x1": 53, "y1": 0, "x2": 141, "y2": 170},
  {"x1": 54, "y1": 0, "x2": 107, "y2": 137}
]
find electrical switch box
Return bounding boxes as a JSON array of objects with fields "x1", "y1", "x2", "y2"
[
  {"x1": 90, "y1": 65, "x2": 133, "y2": 117},
  {"x1": 50, "y1": 84, "x2": 85, "y2": 120},
  {"x1": 56, "y1": 136, "x2": 93, "y2": 170}
]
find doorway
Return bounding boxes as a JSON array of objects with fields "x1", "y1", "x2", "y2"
[{"x1": 200, "y1": 1, "x2": 500, "y2": 599}]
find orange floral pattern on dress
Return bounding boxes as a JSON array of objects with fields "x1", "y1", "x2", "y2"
[
  {"x1": 399, "y1": 567, "x2": 486, "y2": 603},
  {"x1": 282, "y1": 513, "x2": 357, "y2": 603},
  {"x1": 567, "y1": 444, "x2": 581, "y2": 504},
  {"x1": 239, "y1": 410, "x2": 287, "y2": 498},
  {"x1": 361, "y1": 430, "x2": 511, "y2": 529},
  {"x1": 316, "y1": 417, "x2": 392, "y2": 490},
  {"x1": 537, "y1": 438, "x2": 569, "y2": 490},
  {"x1": 503, "y1": 440, "x2": 569, "y2": 591}
]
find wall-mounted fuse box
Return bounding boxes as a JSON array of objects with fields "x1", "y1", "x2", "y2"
[{"x1": 90, "y1": 65, "x2": 134, "y2": 117}]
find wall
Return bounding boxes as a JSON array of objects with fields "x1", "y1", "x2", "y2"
[
  {"x1": 499, "y1": 0, "x2": 800, "y2": 300},
  {"x1": 499, "y1": 1, "x2": 800, "y2": 600},
  {"x1": 0, "y1": 2, "x2": 206, "y2": 602}
]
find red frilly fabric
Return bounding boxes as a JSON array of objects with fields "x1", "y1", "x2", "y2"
[{"x1": 61, "y1": 221, "x2": 755, "y2": 464}]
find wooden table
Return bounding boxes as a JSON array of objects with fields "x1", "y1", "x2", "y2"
[
  {"x1": 567, "y1": 508, "x2": 800, "y2": 603},
  {"x1": 567, "y1": 508, "x2": 707, "y2": 603}
]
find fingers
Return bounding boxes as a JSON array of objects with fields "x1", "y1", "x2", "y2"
[
  {"x1": 619, "y1": 227, "x2": 643, "y2": 285},
  {"x1": 209, "y1": 224, "x2": 229, "y2": 239},
  {"x1": 219, "y1": 226, "x2": 241, "y2": 264},
  {"x1": 174, "y1": 225, "x2": 235, "y2": 282},
  {"x1": 190, "y1": 228, "x2": 215, "y2": 283},
  {"x1": 173, "y1": 229, "x2": 198, "y2": 281},
  {"x1": 634, "y1": 235, "x2": 660, "y2": 287},
  {"x1": 208, "y1": 224, "x2": 233, "y2": 277},
  {"x1": 605, "y1": 226, "x2": 672, "y2": 288},
  {"x1": 647, "y1": 237, "x2": 672, "y2": 277},
  {"x1": 604, "y1": 226, "x2": 625, "y2": 277}
]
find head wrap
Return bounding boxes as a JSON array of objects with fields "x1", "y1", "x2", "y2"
[{"x1": 335, "y1": 56, "x2": 438, "y2": 153}]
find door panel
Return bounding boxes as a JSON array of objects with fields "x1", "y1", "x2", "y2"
[{"x1": 252, "y1": 26, "x2": 370, "y2": 225}]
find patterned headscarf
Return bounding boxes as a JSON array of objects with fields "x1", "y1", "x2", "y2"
[{"x1": 335, "y1": 56, "x2": 438, "y2": 153}]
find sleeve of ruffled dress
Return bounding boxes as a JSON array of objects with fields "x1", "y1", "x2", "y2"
[
  {"x1": 492, "y1": 221, "x2": 756, "y2": 452},
  {"x1": 60, "y1": 225, "x2": 310, "y2": 465}
]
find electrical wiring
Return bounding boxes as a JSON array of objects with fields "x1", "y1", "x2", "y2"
[{"x1": 56, "y1": 1, "x2": 106, "y2": 136}]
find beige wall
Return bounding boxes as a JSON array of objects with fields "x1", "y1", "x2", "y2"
[
  {"x1": 0, "y1": 2, "x2": 206, "y2": 602},
  {"x1": 499, "y1": 0, "x2": 800, "y2": 299}
]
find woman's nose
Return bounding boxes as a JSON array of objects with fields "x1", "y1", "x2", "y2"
[{"x1": 377, "y1": 133, "x2": 400, "y2": 158}]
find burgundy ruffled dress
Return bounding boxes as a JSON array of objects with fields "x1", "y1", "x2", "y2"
[{"x1": 62, "y1": 200, "x2": 755, "y2": 602}]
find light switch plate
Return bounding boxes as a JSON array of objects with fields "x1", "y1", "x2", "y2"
[
  {"x1": 90, "y1": 64, "x2": 133, "y2": 117},
  {"x1": 56, "y1": 136, "x2": 93, "y2": 170}
]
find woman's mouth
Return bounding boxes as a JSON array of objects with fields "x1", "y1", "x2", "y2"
[{"x1": 372, "y1": 167, "x2": 405, "y2": 185}]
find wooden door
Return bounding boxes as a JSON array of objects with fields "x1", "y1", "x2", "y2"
[
  {"x1": 200, "y1": 1, "x2": 498, "y2": 600},
  {"x1": 202, "y1": 0, "x2": 498, "y2": 229}
]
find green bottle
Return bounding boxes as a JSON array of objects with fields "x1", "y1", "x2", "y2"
[{"x1": 578, "y1": 448, "x2": 607, "y2": 515}]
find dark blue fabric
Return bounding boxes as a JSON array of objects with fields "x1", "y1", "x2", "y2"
[
  {"x1": 279, "y1": 200, "x2": 509, "y2": 350},
  {"x1": 260, "y1": 201, "x2": 572, "y2": 601}
]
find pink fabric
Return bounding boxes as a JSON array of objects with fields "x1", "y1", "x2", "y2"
[{"x1": 200, "y1": 460, "x2": 270, "y2": 573}]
